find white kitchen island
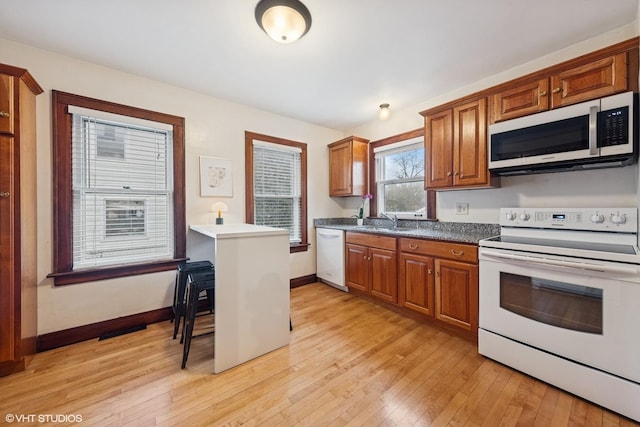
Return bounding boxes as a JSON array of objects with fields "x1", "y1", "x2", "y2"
[{"x1": 187, "y1": 223, "x2": 290, "y2": 373}]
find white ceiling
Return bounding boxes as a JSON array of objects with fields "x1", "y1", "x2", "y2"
[{"x1": 0, "y1": 1, "x2": 638, "y2": 131}]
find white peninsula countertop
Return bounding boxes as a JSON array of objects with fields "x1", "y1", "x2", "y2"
[
  {"x1": 190, "y1": 223, "x2": 289, "y2": 239},
  {"x1": 187, "y1": 223, "x2": 290, "y2": 373}
]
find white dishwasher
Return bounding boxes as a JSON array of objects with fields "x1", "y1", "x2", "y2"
[{"x1": 316, "y1": 228, "x2": 347, "y2": 292}]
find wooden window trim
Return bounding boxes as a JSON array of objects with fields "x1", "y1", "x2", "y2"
[
  {"x1": 244, "y1": 131, "x2": 308, "y2": 253},
  {"x1": 48, "y1": 91, "x2": 186, "y2": 285},
  {"x1": 369, "y1": 128, "x2": 436, "y2": 220}
]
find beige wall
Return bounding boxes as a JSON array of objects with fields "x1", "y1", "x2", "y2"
[
  {"x1": 350, "y1": 23, "x2": 640, "y2": 223},
  {"x1": 0, "y1": 38, "x2": 344, "y2": 334}
]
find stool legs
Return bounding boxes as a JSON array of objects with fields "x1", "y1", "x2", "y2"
[{"x1": 181, "y1": 271, "x2": 215, "y2": 369}]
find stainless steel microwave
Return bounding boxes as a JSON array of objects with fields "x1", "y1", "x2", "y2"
[{"x1": 488, "y1": 91, "x2": 636, "y2": 175}]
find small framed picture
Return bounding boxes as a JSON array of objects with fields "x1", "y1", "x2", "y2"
[{"x1": 200, "y1": 156, "x2": 233, "y2": 197}]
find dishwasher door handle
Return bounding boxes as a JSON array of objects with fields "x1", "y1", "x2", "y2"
[{"x1": 318, "y1": 232, "x2": 341, "y2": 238}]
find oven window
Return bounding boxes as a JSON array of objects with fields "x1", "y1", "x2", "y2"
[{"x1": 499, "y1": 272, "x2": 602, "y2": 334}]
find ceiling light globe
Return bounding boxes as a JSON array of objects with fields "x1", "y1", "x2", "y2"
[
  {"x1": 256, "y1": 0, "x2": 312, "y2": 44},
  {"x1": 378, "y1": 103, "x2": 391, "y2": 120}
]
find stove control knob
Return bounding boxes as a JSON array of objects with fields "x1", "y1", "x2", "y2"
[
  {"x1": 611, "y1": 213, "x2": 627, "y2": 225},
  {"x1": 505, "y1": 211, "x2": 516, "y2": 221},
  {"x1": 590, "y1": 213, "x2": 605, "y2": 224},
  {"x1": 519, "y1": 212, "x2": 530, "y2": 221}
]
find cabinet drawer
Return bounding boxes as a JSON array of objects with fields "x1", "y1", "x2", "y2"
[
  {"x1": 400, "y1": 238, "x2": 477, "y2": 263},
  {"x1": 346, "y1": 232, "x2": 396, "y2": 251}
]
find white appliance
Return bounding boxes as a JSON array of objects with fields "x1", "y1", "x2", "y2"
[
  {"x1": 316, "y1": 228, "x2": 347, "y2": 292},
  {"x1": 488, "y1": 91, "x2": 636, "y2": 175},
  {"x1": 479, "y1": 207, "x2": 640, "y2": 422}
]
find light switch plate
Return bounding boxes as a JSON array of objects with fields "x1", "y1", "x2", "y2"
[{"x1": 456, "y1": 202, "x2": 469, "y2": 215}]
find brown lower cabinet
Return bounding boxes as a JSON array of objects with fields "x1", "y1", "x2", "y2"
[
  {"x1": 345, "y1": 232, "x2": 397, "y2": 304},
  {"x1": 346, "y1": 232, "x2": 479, "y2": 340},
  {"x1": 399, "y1": 237, "x2": 478, "y2": 337}
]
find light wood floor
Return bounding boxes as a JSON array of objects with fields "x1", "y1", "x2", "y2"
[{"x1": 0, "y1": 283, "x2": 637, "y2": 426}]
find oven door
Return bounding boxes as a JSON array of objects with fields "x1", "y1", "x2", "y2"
[{"x1": 479, "y1": 248, "x2": 640, "y2": 383}]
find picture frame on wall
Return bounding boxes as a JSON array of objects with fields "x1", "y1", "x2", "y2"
[{"x1": 200, "y1": 156, "x2": 233, "y2": 197}]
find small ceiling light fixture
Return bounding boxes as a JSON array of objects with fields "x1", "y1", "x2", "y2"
[
  {"x1": 255, "y1": 0, "x2": 312, "y2": 44},
  {"x1": 378, "y1": 103, "x2": 391, "y2": 120}
]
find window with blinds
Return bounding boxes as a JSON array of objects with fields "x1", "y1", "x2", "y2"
[
  {"x1": 71, "y1": 111, "x2": 174, "y2": 269},
  {"x1": 252, "y1": 140, "x2": 302, "y2": 243}
]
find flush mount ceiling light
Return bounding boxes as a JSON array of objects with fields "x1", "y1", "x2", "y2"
[
  {"x1": 255, "y1": 0, "x2": 312, "y2": 44},
  {"x1": 378, "y1": 103, "x2": 391, "y2": 120}
]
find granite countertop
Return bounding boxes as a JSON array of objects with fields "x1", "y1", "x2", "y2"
[{"x1": 314, "y1": 218, "x2": 499, "y2": 244}]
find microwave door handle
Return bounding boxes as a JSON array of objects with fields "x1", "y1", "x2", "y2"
[{"x1": 589, "y1": 105, "x2": 598, "y2": 155}]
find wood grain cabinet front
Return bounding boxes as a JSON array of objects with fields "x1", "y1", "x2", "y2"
[
  {"x1": 399, "y1": 238, "x2": 478, "y2": 337},
  {"x1": 328, "y1": 136, "x2": 369, "y2": 197},
  {"x1": 345, "y1": 232, "x2": 397, "y2": 304},
  {"x1": 0, "y1": 63, "x2": 42, "y2": 376},
  {"x1": 423, "y1": 98, "x2": 492, "y2": 190},
  {"x1": 491, "y1": 52, "x2": 630, "y2": 123}
]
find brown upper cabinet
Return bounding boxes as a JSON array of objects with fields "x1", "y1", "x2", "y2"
[
  {"x1": 422, "y1": 98, "x2": 492, "y2": 190},
  {"x1": 328, "y1": 136, "x2": 369, "y2": 196},
  {"x1": 491, "y1": 51, "x2": 632, "y2": 123}
]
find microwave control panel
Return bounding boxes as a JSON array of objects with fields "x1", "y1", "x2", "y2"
[{"x1": 598, "y1": 105, "x2": 629, "y2": 147}]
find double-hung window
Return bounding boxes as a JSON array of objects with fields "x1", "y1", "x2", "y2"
[
  {"x1": 375, "y1": 136, "x2": 427, "y2": 219},
  {"x1": 50, "y1": 91, "x2": 186, "y2": 285},
  {"x1": 245, "y1": 131, "x2": 308, "y2": 252}
]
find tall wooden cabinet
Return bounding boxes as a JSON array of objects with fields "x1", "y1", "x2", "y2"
[
  {"x1": 328, "y1": 136, "x2": 369, "y2": 196},
  {"x1": 0, "y1": 64, "x2": 42, "y2": 376},
  {"x1": 422, "y1": 98, "x2": 490, "y2": 190}
]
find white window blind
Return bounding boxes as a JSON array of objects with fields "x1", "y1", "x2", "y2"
[
  {"x1": 252, "y1": 140, "x2": 302, "y2": 243},
  {"x1": 71, "y1": 110, "x2": 174, "y2": 269}
]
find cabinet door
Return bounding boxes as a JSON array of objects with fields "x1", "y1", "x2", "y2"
[
  {"x1": 0, "y1": 74, "x2": 13, "y2": 135},
  {"x1": 453, "y1": 99, "x2": 488, "y2": 187},
  {"x1": 329, "y1": 141, "x2": 353, "y2": 196},
  {"x1": 0, "y1": 136, "x2": 15, "y2": 363},
  {"x1": 399, "y1": 252, "x2": 434, "y2": 316},
  {"x1": 425, "y1": 109, "x2": 453, "y2": 188},
  {"x1": 490, "y1": 78, "x2": 549, "y2": 123},
  {"x1": 435, "y1": 259, "x2": 478, "y2": 332},
  {"x1": 369, "y1": 248, "x2": 397, "y2": 303},
  {"x1": 551, "y1": 53, "x2": 628, "y2": 108},
  {"x1": 345, "y1": 243, "x2": 368, "y2": 292}
]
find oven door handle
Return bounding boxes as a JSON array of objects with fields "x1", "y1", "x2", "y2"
[{"x1": 480, "y1": 250, "x2": 638, "y2": 275}]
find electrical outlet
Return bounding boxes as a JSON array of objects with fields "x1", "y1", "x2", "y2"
[{"x1": 456, "y1": 202, "x2": 469, "y2": 215}]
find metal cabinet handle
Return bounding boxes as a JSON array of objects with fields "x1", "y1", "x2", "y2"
[
  {"x1": 368, "y1": 256, "x2": 372, "y2": 261},
  {"x1": 0, "y1": 192, "x2": 9, "y2": 198},
  {"x1": 446, "y1": 171, "x2": 452, "y2": 176},
  {"x1": 539, "y1": 91, "x2": 547, "y2": 97},
  {"x1": 0, "y1": 111, "x2": 9, "y2": 118},
  {"x1": 435, "y1": 271, "x2": 440, "y2": 277},
  {"x1": 409, "y1": 244, "x2": 419, "y2": 250},
  {"x1": 552, "y1": 87, "x2": 562, "y2": 94},
  {"x1": 450, "y1": 249, "x2": 464, "y2": 258},
  {"x1": 428, "y1": 269, "x2": 433, "y2": 275}
]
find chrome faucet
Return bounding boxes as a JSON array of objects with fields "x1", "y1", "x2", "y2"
[{"x1": 381, "y1": 212, "x2": 398, "y2": 228}]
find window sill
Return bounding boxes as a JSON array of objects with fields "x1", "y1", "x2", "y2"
[
  {"x1": 290, "y1": 243, "x2": 310, "y2": 253},
  {"x1": 48, "y1": 258, "x2": 188, "y2": 286}
]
